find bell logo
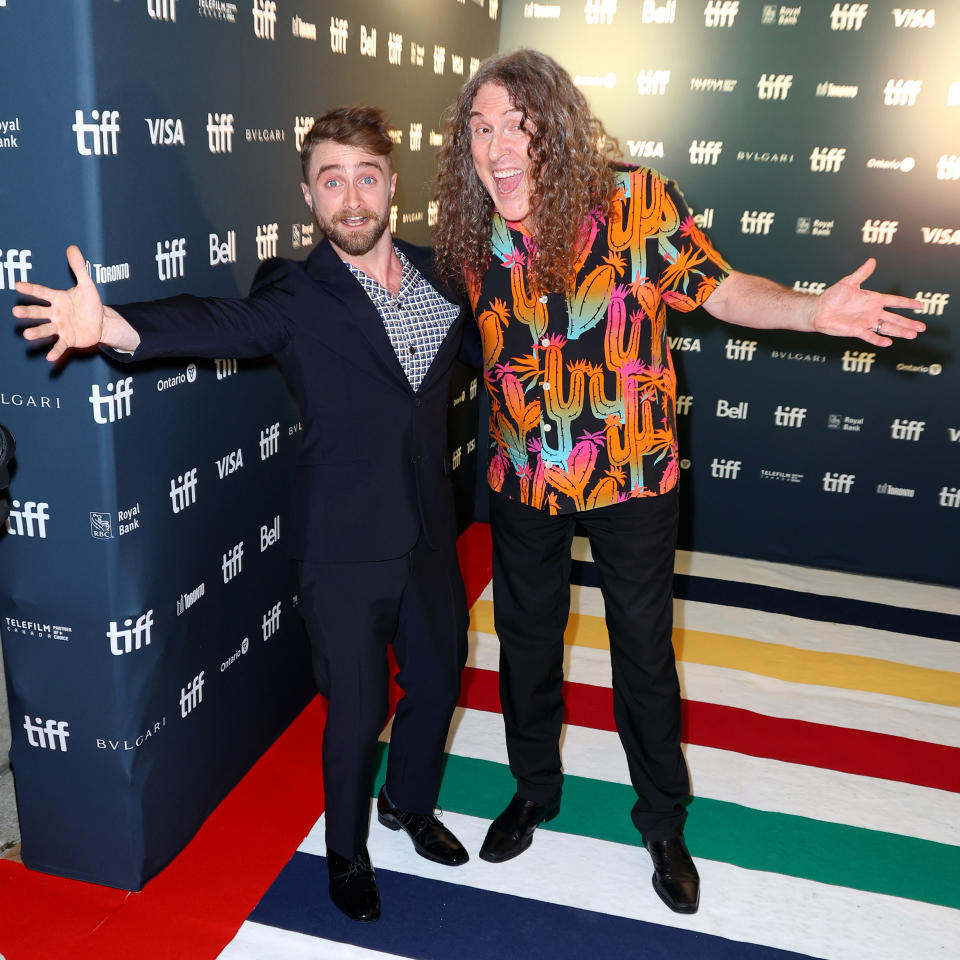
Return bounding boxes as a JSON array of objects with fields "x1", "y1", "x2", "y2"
[
  {"x1": 294, "y1": 115, "x2": 315, "y2": 152},
  {"x1": 637, "y1": 70, "x2": 670, "y2": 95},
  {"x1": 24, "y1": 717, "x2": 70, "y2": 752},
  {"x1": 360, "y1": 24, "x2": 377, "y2": 57},
  {"x1": 757, "y1": 74, "x2": 793, "y2": 100},
  {"x1": 222, "y1": 541, "x2": 244, "y2": 583},
  {"x1": 0, "y1": 248, "x2": 32, "y2": 289},
  {"x1": 642, "y1": 0, "x2": 676, "y2": 23},
  {"x1": 107, "y1": 610, "x2": 154, "y2": 656},
  {"x1": 388, "y1": 31, "x2": 403, "y2": 65},
  {"x1": 262, "y1": 601, "x2": 282, "y2": 640},
  {"x1": 890, "y1": 418, "x2": 925, "y2": 441},
  {"x1": 5, "y1": 500, "x2": 50, "y2": 538},
  {"x1": 156, "y1": 238, "x2": 187, "y2": 281},
  {"x1": 810, "y1": 147, "x2": 846, "y2": 172},
  {"x1": 689, "y1": 140, "x2": 723, "y2": 165},
  {"x1": 704, "y1": 1, "x2": 739, "y2": 26},
  {"x1": 180, "y1": 671, "x2": 205, "y2": 717},
  {"x1": 206, "y1": 112, "x2": 234, "y2": 153},
  {"x1": 89, "y1": 377, "x2": 134, "y2": 424},
  {"x1": 725, "y1": 338, "x2": 758, "y2": 361},
  {"x1": 914, "y1": 292, "x2": 949, "y2": 316},
  {"x1": 209, "y1": 230, "x2": 237, "y2": 266},
  {"x1": 861, "y1": 219, "x2": 898, "y2": 244},
  {"x1": 330, "y1": 16, "x2": 348, "y2": 53},
  {"x1": 740, "y1": 210, "x2": 775, "y2": 234},
  {"x1": 433, "y1": 44, "x2": 446, "y2": 75},
  {"x1": 256, "y1": 223, "x2": 278, "y2": 260},
  {"x1": 260, "y1": 422, "x2": 280, "y2": 459},
  {"x1": 892, "y1": 7, "x2": 935, "y2": 27},
  {"x1": 73, "y1": 109, "x2": 121, "y2": 156},
  {"x1": 260, "y1": 514, "x2": 280, "y2": 551},
  {"x1": 937, "y1": 155, "x2": 960, "y2": 181},
  {"x1": 774, "y1": 405, "x2": 807, "y2": 427},
  {"x1": 710, "y1": 458, "x2": 742, "y2": 479},
  {"x1": 883, "y1": 79, "x2": 923, "y2": 106},
  {"x1": 409, "y1": 122, "x2": 423, "y2": 152},
  {"x1": 830, "y1": 3, "x2": 868, "y2": 30},
  {"x1": 585, "y1": 0, "x2": 617, "y2": 24},
  {"x1": 169, "y1": 468, "x2": 198, "y2": 514},
  {"x1": 252, "y1": 0, "x2": 276, "y2": 39},
  {"x1": 147, "y1": 0, "x2": 177, "y2": 21},
  {"x1": 939, "y1": 487, "x2": 960, "y2": 508},
  {"x1": 823, "y1": 472, "x2": 855, "y2": 493},
  {"x1": 716, "y1": 399, "x2": 748, "y2": 419}
]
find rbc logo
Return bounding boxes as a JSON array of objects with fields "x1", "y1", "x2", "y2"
[{"x1": 89, "y1": 377, "x2": 133, "y2": 424}]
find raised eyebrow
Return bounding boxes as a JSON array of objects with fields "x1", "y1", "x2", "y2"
[{"x1": 316, "y1": 160, "x2": 385, "y2": 178}]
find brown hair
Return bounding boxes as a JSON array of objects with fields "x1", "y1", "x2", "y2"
[
  {"x1": 300, "y1": 105, "x2": 393, "y2": 181},
  {"x1": 434, "y1": 49, "x2": 619, "y2": 294}
]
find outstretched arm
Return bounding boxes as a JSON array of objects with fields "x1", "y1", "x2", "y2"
[
  {"x1": 13, "y1": 245, "x2": 140, "y2": 362},
  {"x1": 702, "y1": 258, "x2": 925, "y2": 347}
]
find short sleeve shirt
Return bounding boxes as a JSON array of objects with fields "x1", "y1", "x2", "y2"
[{"x1": 470, "y1": 163, "x2": 731, "y2": 515}]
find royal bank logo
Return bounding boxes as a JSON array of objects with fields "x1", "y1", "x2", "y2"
[
  {"x1": 676, "y1": 394, "x2": 693, "y2": 414},
  {"x1": 91, "y1": 511, "x2": 113, "y2": 539},
  {"x1": 890, "y1": 418, "x2": 925, "y2": 440},
  {"x1": 524, "y1": 2, "x2": 561, "y2": 17},
  {"x1": 762, "y1": 4, "x2": 801, "y2": 24},
  {"x1": 915, "y1": 291, "x2": 950, "y2": 315},
  {"x1": 89, "y1": 377, "x2": 133, "y2": 425},
  {"x1": 0, "y1": 117, "x2": 20, "y2": 150},
  {"x1": 216, "y1": 358, "x2": 239, "y2": 379},
  {"x1": 169, "y1": 468, "x2": 198, "y2": 513},
  {"x1": 256, "y1": 223, "x2": 279, "y2": 260},
  {"x1": 705, "y1": 1, "x2": 739, "y2": 26},
  {"x1": 24, "y1": 716, "x2": 70, "y2": 752},
  {"x1": 883, "y1": 79, "x2": 922, "y2": 106},
  {"x1": 642, "y1": 0, "x2": 675, "y2": 22},
  {"x1": 637, "y1": 70, "x2": 670, "y2": 95},
  {"x1": 937, "y1": 154, "x2": 960, "y2": 181},
  {"x1": 5, "y1": 499, "x2": 50, "y2": 538},
  {"x1": 810, "y1": 147, "x2": 846, "y2": 172},
  {"x1": 291, "y1": 222, "x2": 314, "y2": 248},
  {"x1": 816, "y1": 81, "x2": 859, "y2": 99},
  {"x1": 148, "y1": 0, "x2": 178, "y2": 21},
  {"x1": 861, "y1": 219, "x2": 898, "y2": 244},
  {"x1": 451, "y1": 54, "x2": 465, "y2": 76},
  {"x1": 710, "y1": 458, "x2": 742, "y2": 479},
  {"x1": 73, "y1": 109, "x2": 120, "y2": 156},
  {"x1": 146, "y1": 118, "x2": 184, "y2": 146},
  {"x1": 757, "y1": 74, "x2": 793, "y2": 100},
  {"x1": 294, "y1": 115, "x2": 315, "y2": 151},
  {"x1": 866, "y1": 156, "x2": 915, "y2": 172},
  {"x1": 726, "y1": 338, "x2": 758, "y2": 360},
  {"x1": 841, "y1": 349, "x2": 876, "y2": 372},
  {"x1": 823, "y1": 472, "x2": 855, "y2": 493},
  {"x1": 433, "y1": 44, "x2": 446, "y2": 75},
  {"x1": 939, "y1": 487, "x2": 960, "y2": 508},
  {"x1": 795, "y1": 219, "x2": 834, "y2": 238},
  {"x1": 330, "y1": 16, "x2": 348, "y2": 53},
  {"x1": 793, "y1": 280, "x2": 827, "y2": 295},
  {"x1": 360, "y1": 24, "x2": 377, "y2": 57},
  {"x1": 156, "y1": 238, "x2": 186, "y2": 280},
  {"x1": 222, "y1": 540, "x2": 244, "y2": 582},
  {"x1": 892, "y1": 7, "x2": 935, "y2": 27},
  {"x1": 409, "y1": 122, "x2": 423, "y2": 152},
  {"x1": 410, "y1": 42, "x2": 425, "y2": 67},
  {"x1": 741, "y1": 210, "x2": 775, "y2": 235},
  {"x1": 262, "y1": 601, "x2": 281, "y2": 640},
  {"x1": 291, "y1": 13, "x2": 316, "y2": 38},
  {"x1": 252, "y1": 0, "x2": 276, "y2": 38},
  {"x1": 774, "y1": 405, "x2": 807, "y2": 427},
  {"x1": 260, "y1": 422, "x2": 280, "y2": 459},
  {"x1": 627, "y1": 140, "x2": 664, "y2": 159},
  {"x1": 207, "y1": 112, "x2": 234, "y2": 152},
  {"x1": 0, "y1": 247, "x2": 32, "y2": 289},
  {"x1": 669, "y1": 336, "x2": 701, "y2": 352},
  {"x1": 261, "y1": 514, "x2": 280, "y2": 551},
  {"x1": 215, "y1": 447, "x2": 244, "y2": 479},
  {"x1": 210, "y1": 230, "x2": 237, "y2": 265},
  {"x1": 921, "y1": 226, "x2": 960, "y2": 245},
  {"x1": 180, "y1": 671, "x2": 205, "y2": 717},
  {"x1": 107, "y1": 610, "x2": 154, "y2": 656},
  {"x1": 199, "y1": 0, "x2": 238, "y2": 21},
  {"x1": 690, "y1": 78, "x2": 737, "y2": 93},
  {"x1": 689, "y1": 139, "x2": 722, "y2": 164},
  {"x1": 716, "y1": 399, "x2": 748, "y2": 419},
  {"x1": 828, "y1": 413, "x2": 864, "y2": 432},
  {"x1": 830, "y1": 3, "x2": 868, "y2": 29},
  {"x1": 118, "y1": 502, "x2": 141, "y2": 535},
  {"x1": 585, "y1": 0, "x2": 617, "y2": 23}
]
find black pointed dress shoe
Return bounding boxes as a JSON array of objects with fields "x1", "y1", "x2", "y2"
[
  {"x1": 327, "y1": 847, "x2": 381, "y2": 922},
  {"x1": 479, "y1": 791, "x2": 561, "y2": 863},
  {"x1": 644, "y1": 834, "x2": 700, "y2": 914},
  {"x1": 377, "y1": 786, "x2": 469, "y2": 866}
]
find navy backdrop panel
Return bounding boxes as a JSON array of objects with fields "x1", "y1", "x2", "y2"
[
  {"x1": 501, "y1": 1, "x2": 959, "y2": 586},
  {"x1": 0, "y1": 0, "x2": 497, "y2": 889}
]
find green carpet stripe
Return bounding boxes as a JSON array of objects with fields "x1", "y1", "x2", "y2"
[{"x1": 371, "y1": 744, "x2": 960, "y2": 911}]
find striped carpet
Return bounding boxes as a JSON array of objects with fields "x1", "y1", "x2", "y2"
[{"x1": 219, "y1": 542, "x2": 960, "y2": 960}]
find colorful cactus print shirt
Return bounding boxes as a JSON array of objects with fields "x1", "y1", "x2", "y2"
[{"x1": 469, "y1": 164, "x2": 731, "y2": 515}]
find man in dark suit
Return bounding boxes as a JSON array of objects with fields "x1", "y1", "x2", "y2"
[{"x1": 14, "y1": 106, "x2": 473, "y2": 923}]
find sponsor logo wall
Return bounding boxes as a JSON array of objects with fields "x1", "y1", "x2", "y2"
[
  {"x1": 501, "y1": 1, "x2": 959, "y2": 587},
  {"x1": 0, "y1": 0, "x2": 496, "y2": 890}
]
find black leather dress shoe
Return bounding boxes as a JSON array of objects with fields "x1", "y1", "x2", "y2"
[
  {"x1": 377, "y1": 786, "x2": 469, "y2": 866},
  {"x1": 644, "y1": 834, "x2": 700, "y2": 914},
  {"x1": 479, "y1": 791, "x2": 561, "y2": 863},
  {"x1": 327, "y1": 847, "x2": 381, "y2": 922}
]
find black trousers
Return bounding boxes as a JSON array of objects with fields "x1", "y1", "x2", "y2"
[
  {"x1": 298, "y1": 534, "x2": 468, "y2": 858},
  {"x1": 490, "y1": 489, "x2": 689, "y2": 841}
]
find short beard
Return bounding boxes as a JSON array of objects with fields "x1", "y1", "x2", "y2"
[{"x1": 316, "y1": 208, "x2": 389, "y2": 256}]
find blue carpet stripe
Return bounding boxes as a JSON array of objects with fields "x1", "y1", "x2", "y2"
[
  {"x1": 569, "y1": 561, "x2": 960, "y2": 642},
  {"x1": 250, "y1": 851, "x2": 824, "y2": 960}
]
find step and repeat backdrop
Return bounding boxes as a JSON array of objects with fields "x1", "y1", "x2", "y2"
[
  {"x1": 501, "y1": 0, "x2": 959, "y2": 586},
  {"x1": 0, "y1": 0, "x2": 497, "y2": 889}
]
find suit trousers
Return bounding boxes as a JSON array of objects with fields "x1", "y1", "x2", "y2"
[
  {"x1": 489, "y1": 488, "x2": 689, "y2": 841},
  {"x1": 298, "y1": 534, "x2": 468, "y2": 859}
]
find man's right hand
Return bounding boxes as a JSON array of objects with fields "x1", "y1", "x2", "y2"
[{"x1": 13, "y1": 244, "x2": 140, "y2": 362}]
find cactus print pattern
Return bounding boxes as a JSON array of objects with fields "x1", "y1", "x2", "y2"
[{"x1": 472, "y1": 164, "x2": 731, "y2": 515}]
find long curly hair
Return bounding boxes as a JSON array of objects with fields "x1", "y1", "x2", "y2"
[{"x1": 434, "y1": 49, "x2": 619, "y2": 295}]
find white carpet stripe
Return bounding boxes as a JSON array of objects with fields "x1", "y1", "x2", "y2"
[
  {"x1": 295, "y1": 811, "x2": 960, "y2": 960},
  {"x1": 439, "y1": 707, "x2": 960, "y2": 846},
  {"x1": 219, "y1": 922, "x2": 400, "y2": 959},
  {"x1": 468, "y1": 631, "x2": 960, "y2": 748}
]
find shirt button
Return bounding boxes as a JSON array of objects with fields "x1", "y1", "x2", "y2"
[
  {"x1": 543, "y1": 382, "x2": 551, "y2": 391},
  {"x1": 541, "y1": 338, "x2": 549, "y2": 347},
  {"x1": 409, "y1": 345, "x2": 417, "y2": 355},
  {"x1": 542, "y1": 423, "x2": 552, "y2": 432},
  {"x1": 539, "y1": 295, "x2": 548, "y2": 303}
]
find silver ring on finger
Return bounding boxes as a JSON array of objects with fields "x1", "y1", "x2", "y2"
[{"x1": 875, "y1": 320, "x2": 883, "y2": 335}]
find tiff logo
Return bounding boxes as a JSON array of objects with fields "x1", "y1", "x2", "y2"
[
  {"x1": 156, "y1": 238, "x2": 187, "y2": 280},
  {"x1": 741, "y1": 210, "x2": 775, "y2": 234},
  {"x1": 861, "y1": 219, "x2": 898, "y2": 244},
  {"x1": 452, "y1": 54, "x2": 464, "y2": 75},
  {"x1": 252, "y1": 0, "x2": 276, "y2": 38},
  {"x1": 883, "y1": 79, "x2": 922, "y2": 106},
  {"x1": 0, "y1": 248, "x2": 33, "y2": 289},
  {"x1": 294, "y1": 116, "x2": 315, "y2": 152},
  {"x1": 842, "y1": 350, "x2": 876, "y2": 372},
  {"x1": 710, "y1": 458, "x2": 742, "y2": 479},
  {"x1": 676, "y1": 395, "x2": 693, "y2": 415},
  {"x1": 262, "y1": 601, "x2": 281, "y2": 640},
  {"x1": 210, "y1": 230, "x2": 237, "y2": 265},
  {"x1": 427, "y1": 200, "x2": 439, "y2": 227},
  {"x1": 937, "y1": 154, "x2": 960, "y2": 181},
  {"x1": 794, "y1": 280, "x2": 826, "y2": 295},
  {"x1": 260, "y1": 422, "x2": 280, "y2": 459},
  {"x1": 726, "y1": 338, "x2": 758, "y2": 360},
  {"x1": 585, "y1": 0, "x2": 617, "y2": 23},
  {"x1": 390, "y1": 204, "x2": 398, "y2": 233},
  {"x1": 433, "y1": 44, "x2": 446, "y2": 74},
  {"x1": 256, "y1": 223, "x2": 278, "y2": 260},
  {"x1": 810, "y1": 147, "x2": 846, "y2": 172},
  {"x1": 360, "y1": 24, "x2": 376, "y2": 56},
  {"x1": 830, "y1": 3, "x2": 868, "y2": 29},
  {"x1": 914, "y1": 292, "x2": 949, "y2": 316},
  {"x1": 89, "y1": 377, "x2": 134, "y2": 424},
  {"x1": 216, "y1": 358, "x2": 239, "y2": 379},
  {"x1": 704, "y1": 1, "x2": 738, "y2": 26},
  {"x1": 939, "y1": 487, "x2": 960, "y2": 508},
  {"x1": 890, "y1": 418, "x2": 925, "y2": 440},
  {"x1": 24, "y1": 716, "x2": 70, "y2": 752},
  {"x1": 73, "y1": 109, "x2": 120, "y2": 156},
  {"x1": 5, "y1": 500, "x2": 50, "y2": 538},
  {"x1": 207, "y1": 112, "x2": 234, "y2": 152},
  {"x1": 823, "y1": 472, "x2": 855, "y2": 493},
  {"x1": 409, "y1": 123, "x2": 423, "y2": 151},
  {"x1": 330, "y1": 16, "x2": 348, "y2": 53},
  {"x1": 388, "y1": 31, "x2": 403, "y2": 64},
  {"x1": 757, "y1": 73, "x2": 793, "y2": 99},
  {"x1": 223, "y1": 541, "x2": 244, "y2": 582},
  {"x1": 107, "y1": 610, "x2": 154, "y2": 656},
  {"x1": 689, "y1": 140, "x2": 722, "y2": 164},
  {"x1": 774, "y1": 405, "x2": 807, "y2": 427},
  {"x1": 169, "y1": 468, "x2": 198, "y2": 513},
  {"x1": 180, "y1": 671, "x2": 205, "y2": 717},
  {"x1": 148, "y1": 0, "x2": 177, "y2": 20},
  {"x1": 637, "y1": 70, "x2": 670, "y2": 95}
]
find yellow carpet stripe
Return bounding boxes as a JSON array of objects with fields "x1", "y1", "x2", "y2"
[{"x1": 468, "y1": 600, "x2": 960, "y2": 708}]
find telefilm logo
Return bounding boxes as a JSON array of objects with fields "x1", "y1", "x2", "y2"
[
  {"x1": 690, "y1": 78, "x2": 737, "y2": 93},
  {"x1": 330, "y1": 16, "x2": 348, "y2": 53},
  {"x1": 915, "y1": 292, "x2": 949, "y2": 315},
  {"x1": 89, "y1": 377, "x2": 133, "y2": 424},
  {"x1": 842, "y1": 350, "x2": 875, "y2": 372},
  {"x1": 262, "y1": 601, "x2": 282, "y2": 640},
  {"x1": 5, "y1": 499, "x2": 50, "y2": 538},
  {"x1": 741, "y1": 211, "x2": 774, "y2": 235},
  {"x1": 830, "y1": 3, "x2": 868, "y2": 30},
  {"x1": 3, "y1": 616, "x2": 72, "y2": 641},
  {"x1": 199, "y1": 0, "x2": 238, "y2": 22},
  {"x1": 360, "y1": 24, "x2": 377, "y2": 57},
  {"x1": 861, "y1": 219, "x2": 898, "y2": 244},
  {"x1": 892, "y1": 7, "x2": 935, "y2": 27},
  {"x1": 710, "y1": 458, "x2": 742, "y2": 479},
  {"x1": 294, "y1": 115, "x2": 315, "y2": 151},
  {"x1": 169, "y1": 468, "x2": 198, "y2": 513},
  {"x1": 291, "y1": 13, "x2": 316, "y2": 39},
  {"x1": 726, "y1": 338, "x2": 757, "y2": 360},
  {"x1": 156, "y1": 238, "x2": 187, "y2": 280},
  {"x1": 584, "y1": 0, "x2": 617, "y2": 24},
  {"x1": 207, "y1": 112, "x2": 234, "y2": 152},
  {"x1": 757, "y1": 74, "x2": 793, "y2": 100},
  {"x1": 705, "y1": 1, "x2": 739, "y2": 27},
  {"x1": 256, "y1": 223, "x2": 279, "y2": 260},
  {"x1": 921, "y1": 226, "x2": 960, "y2": 245},
  {"x1": 434, "y1": 44, "x2": 446, "y2": 75},
  {"x1": 810, "y1": 147, "x2": 846, "y2": 172},
  {"x1": 0, "y1": 247, "x2": 32, "y2": 289},
  {"x1": 883, "y1": 80, "x2": 922, "y2": 106},
  {"x1": 890, "y1": 418, "x2": 925, "y2": 440},
  {"x1": 223, "y1": 541, "x2": 244, "y2": 582},
  {"x1": 762, "y1": 4, "x2": 801, "y2": 24},
  {"x1": 642, "y1": 0, "x2": 676, "y2": 23},
  {"x1": 637, "y1": 70, "x2": 670, "y2": 95},
  {"x1": 73, "y1": 109, "x2": 120, "y2": 156},
  {"x1": 107, "y1": 610, "x2": 154, "y2": 656},
  {"x1": 252, "y1": 0, "x2": 276, "y2": 38},
  {"x1": 210, "y1": 230, "x2": 237, "y2": 265},
  {"x1": 148, "y1": 0, "x2": 178, "y2": 21},
  {"x1": 0, "y1": 118, "x2": 21, "y2": 150},
  {"x1": 24, "y1": 717, "x2": 70, "y2": 752},
  {"x1": 760, "y1": 469, "x2": 803, "y2": 483},
  {"x1": 822, "y1": 472, "x2": 855, "y2": 493},
  {"x1": 937, "y1": 155, "x2": 960, "y2": 181},
  {"x1": 180, "y1": 671, "x2": 205, "y2": 717}
]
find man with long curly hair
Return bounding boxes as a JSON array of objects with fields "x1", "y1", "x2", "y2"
[{"x1": 434, "y1": 49, "x2": 924, "y2": 915}]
